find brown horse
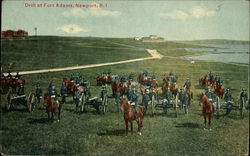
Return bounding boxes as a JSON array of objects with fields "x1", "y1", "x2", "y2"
[
  {"x1": 199, "y1": 93, "x2": 214, "y2": 129},
  {"x1": 162, "y1": 81, "x2": 170, "y2": 95},
  {"x1": 1, "y1": 78, "x2": 25, "y2": 94},
  {"x1": 120, "y1": 97, "x2": 145, "y2": 135},
  {"x1": 111, "y1": 80, "x2": 119, "y2": 97},
  {"x1": 214, "y1": 84, "x2": 224, "y2": 99},
  {"x1": 118, "y1": 82, "x2": 127, "y2": 95},
  {"x1": 138, "y1": 73, "x2": 147, "y2": 85},
  {"x1": 185, "y1": 87, "x2": 193, "y2": 106},
  {"x1": 170, "y1": 82, "x2": 178, "y2": 97},
  {"x1": 200, "y1": 76, "x2": 209, "y2": 87},
  {"x1": 44, "y1": 93, "x2": 62, "y2": 122},
  {"x1": 63, "y1": 78, "x2": 77, "y2": 97}
]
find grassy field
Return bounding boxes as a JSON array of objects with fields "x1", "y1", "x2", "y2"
[{"x1": 0, "y1": 37, "x2": 249, "y2": 156}]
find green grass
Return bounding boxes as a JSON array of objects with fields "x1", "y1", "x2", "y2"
[{"x1": 0, "y1": 37, "x2": 249, "y2": 156}]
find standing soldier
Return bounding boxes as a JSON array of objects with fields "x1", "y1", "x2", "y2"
[
  {"x1": 60, "y1": 82, "x2": 67, "y2": 104},
  {"x1": 178, "y1": 88, "x2": 185, "y2": 109},
  {"x1": 115, "y1": 88, "x2": 121, "y2": 112},
  {"x1": 240, "y1": 88, "x2": 248, "y2": 108},
  {"x1": 35, "y1": 83, "x2": 42, "y2": 104},
  {"x1": 179, "y1": 87, "x2": 189, "y2": 113},
  {"x1": 164, "y1": 88, "x2": 173, "y2": 105},
  {"x1": 17, "y1": 83, "x2": 25, "y2": 96},
  {"x1": 142, "y1": 89, "x2": 151, "y2": 110},
  {"x1": 224, "y1": 89, "x2": 233, "y2": 103}
]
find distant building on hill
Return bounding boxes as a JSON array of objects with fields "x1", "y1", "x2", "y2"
[
  {"x1": 1, "y1": 29, "x2": 28, "y2": 38},
  {"x1": 141, "y1": 35, "x2": 165, "y2": 42}
]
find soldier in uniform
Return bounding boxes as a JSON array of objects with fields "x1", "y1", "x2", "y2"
[
  {"x1": 208, "y1": 71, "x2": 213, "y2": 80},
  {"x1": 115, "y1": 88, "x2": 121, "y2": 112},
  {"x1": 205, "y1": 87, "x2": 217, "y2": 103},
  {"x1": 35, "y1": 83, "x2": 42, "y2": 104},
  {"x1": 146, "y1": 77, "x2": 152, "y2": 87},
  {"x1": 130, "y1": 87, "x2": 138, "y2": 113},
  {"x1": 240, "y1": 88, "x2": 248, "y2": 107},
  {"x1": 224, "y1": 89, "x2": 233, "y2": 103},
  {"x1": 183, "y1": 78, "x2": 191, "y2": 89},
  {"x1": 85, "y1": 81, "x2": 91, "y2": 100},
  {"x1": 47, "y1": 81, "x2": 53, "y2": 93},
  {"x1": 70, "y1": 73, "x2": 75, "y2": 82},
  {"x1": 152, "y1": 74, "x2": 156, "y2": 80},
  {"x1": 143, "y1": 71, "x2": 148, "y2": 77},
  {"x1": 50, "y1": 85, "x2": 58, "y2": 101},
  {"x1": 60, "y1": 82, "x2": 68, "y2": 104},
  {"x1": 7, "y1": 71, "x2": 12, "y2": 79},
  {"x1": 14, "y1": 72, "x2": 21, "y2": 79},
  {"x1": 17, "y1": 83, "x2": 25, "y2": 96},
  {"x1": 164, "y1": 88, "x2": 173, "y2": 106},
  {"x1": 142, "y1": 89, "x2": 151, "y2": 110},
  {"x1": 178, "y1": 88, "x2": 185, "y2": 108}
]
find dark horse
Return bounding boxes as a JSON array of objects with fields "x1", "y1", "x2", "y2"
[
  {"x1": 120, "y1": 97, "x2": 145, "y2": 135},
  {"x1": 44, "y1": 93, "x2": 62, "y2": 122},
  {"x1": 199, "y1": 93, "x2": 214, "y2": 130}
]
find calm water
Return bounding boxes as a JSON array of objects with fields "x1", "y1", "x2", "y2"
[{"x1": 182, "y1": 43, "x2": 249, "y2": 64}]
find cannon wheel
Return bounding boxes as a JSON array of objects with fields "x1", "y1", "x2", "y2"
[
  {"x1": 240, "y1": 98, "x2": 245, "y2": 119},
  {"x1": 6, "y1": 91, "x2": 12, "y2": 110},
  {"x1": 27, "y1": 92, "x2": 36, "y2": 112}
]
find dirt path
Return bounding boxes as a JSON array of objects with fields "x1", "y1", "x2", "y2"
[{"x1": 5, "y1": 49, "x2": 163, "y2": 75}]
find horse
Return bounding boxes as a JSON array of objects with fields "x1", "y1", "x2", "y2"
[
  {"x1": 185, "y1": 87, "x2": 193, "y2": 106},
  {"x1": 118, "y1": 82, "x2": 127, "y2": 95},
  {"x1": 199, "y1": 93, "x2": 215, "y2": 130},
  {"x1": 162, "y1": 81, "x2": 170, "y2": 95},
  {"x1": 1, "y1": 78, "x2": 25, "y2": 94},
  {"x1": 170, "y1": 82, "x2": 178, "y2": 97},
  {"x1": 44, "y1": 93, "x2": 62, "y2": 122},
  {"x1": 63, "y1": 78, "x2": 77, "y2": 100},
  {"x1": 214, "y1": 83, "x2": 224, "y2": 99},
  {"x1": 111, "y1": 80, "x2": 119, "y2": 97},
  {"x1": 199, "y1": 75, "x2": 209, "y2": 87},
  {"x1": 138, "y1": 73, "x2": 147, "y2": 85},
  {"x1": 120, "y1": 97, "x2": 145, "y2": 135},
  {"x1": 97, "y1": 74, "x2": 108, "y2": 85}
]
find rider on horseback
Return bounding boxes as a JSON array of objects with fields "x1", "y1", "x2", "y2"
[
  {"x1": 183, "y1": 78, "x2": 191, "y2": 89},
  {"x1": 129, "y1": 87, "x2": 138, "y2": 113},
  {"x1": 70, "y1": 73, "x2": 75, "y2": 82},
  {"x1": 208, "y1": 71, "x2": 213, "y2": 80},
  {"x1": 60, "y1": 82, "x2": 67, "y2": 104},
  {"x1": 35, "y1": 83, "x2": 42, "y2": 104},
  {"x1": 205, "y1": 87, "x2": 216, "y2": 103},
  {"x1": 49, "y1": 85, "x2": 58, "y2": 101}
]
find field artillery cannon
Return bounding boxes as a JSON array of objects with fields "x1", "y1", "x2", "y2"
[
  {"x1": 215, "y1": 96, "x2": 248, "y2": 119},
  {"x1": 75, "y1": 86, "x2": 108, "y2": 114},
  {"x1": 6, "y1": 91, "x2": 36, "y2": 112},
  {"x1": 155, "y1": 98, "x2": 178, "y2": 116}
]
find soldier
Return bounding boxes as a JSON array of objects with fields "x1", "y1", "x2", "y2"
[
  {"x1": 35, "y1": 83, "x2": 42, "y2": 104},
  {"x1": 85, "y1": 81, "x2": 91, "y2": 100},
  {"x1": 178, "y1": 88, "x2": 185, "y2": 108},
  {"x1": 50, "y1": 85, "x2": 58, "y2": 101},
  {"x1": 146, "y1": 77, "x2": 152, "y2": 87},
  {"x1": 126, "y1": 86, "x2": 132, "y2": 101},
  {"x1": 205, "y1": 87, "x2": 217, "y2": 103},
  {"x1": 7, "y1": 71, "x2": 12, "y2": 79},
  {"x1": 47, "y1": 81, "x2": 53, "y2": 93},
  {"x1": 70, "y1": 73, "x2": 75, "y2": 82},
  {"x1": 172, "y1": 75, "x2": 177, "y2": 83},
  {"x1": 60, "y1": 82, "x2": 67, "y2": 104},
  {"x1": 115, "y1": 88, "x2": 121, "y2": 112},
  {"x1": 142, "y1": 89, "x2": 151, "y2": 110},
  {"x1": 143, "y1": 71, "x2": 148, "y2": 77},
  {"x1": 164, "y1": 88, "x2": 173, "y2": 105},
  {"x1": 179, "y1": 88, "x2": 189, "y2": 112},
  {"x1": 130, "y1": 87, "x2": 138, "y2": 113},
  {"x1": 224, "y1": 89, "x2": 233, "y2": 103},
  {"x1": 17, "y1": 83, "x2": 25, "y2": 96},
  {"x1": 208, "y1": 71, "x2": 212, "y2": 79},
  {"x1": 14, "y1": 72, "x2": 21, "y2": 79},
  {"x1": 240, "y1": 88, "x2": 248, "y2": 107},
  {"x1": 183, "y1": 78, "x2": 191, "y2": 89},
  {"x1": 101, "y1": 85, "x2": 108, "y2": 99},
  {"x1": 152, "y1": 74, "x2": 156, "y2": 80}
]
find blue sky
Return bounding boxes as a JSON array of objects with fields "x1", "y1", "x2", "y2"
[{"x1": 2, "y1": 0, "x2": 249, "y2": 40}]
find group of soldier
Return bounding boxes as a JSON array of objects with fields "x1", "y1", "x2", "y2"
[
  {"x1": 1, "y1": 71, "x2": 21, "y2": 80},
  {"x1": 208, "y1": 71, "x2": 223, "y2": 85}
]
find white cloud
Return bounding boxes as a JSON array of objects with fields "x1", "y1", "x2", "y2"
[
  {"x1": 160, "y1": 6, "x2": 216, "y2": 20},
  {"x1": 160, "y1": 10, "x2": 189, "y2": 20},
  {"x1": 56, "y1": 24, "x2": 89, "y2": 34},
  {"x1": 190, "y1": 6, "x2": 215, "y2": 18},
  {"x1": 62, "y1": 8, "x2": 121, "y2": 18}
]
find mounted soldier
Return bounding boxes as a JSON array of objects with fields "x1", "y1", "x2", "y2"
[
  {"x1": 35, "y1": 83, "x2": 42, "y2": 104},
  {"x1": 7, "y1": 71, "x2": 12, "y2": 79},
  {"x1": 205, "y1": 87, "x2": 217, "y2": 104},
  {"x1": 47, "y1": 81, "x2": 53, "y2": 93},
  {"x1": 60, "y1": 82, "x2": 68, "y2": 104},
  {"x1": 70, "y1": 73, "x2": 75, "y2": 82},
  {"x1": 49, "y1": 85, "x2": 58, "y2": 101},
  {"x1": 224, "y1": 89, "x2": 233, "y2": 103},
  {"x1": 14, "y1": 72, "x2": 21, "y2": 80},
  {"x1": 183, "y1": 78, "x2": 191, "y2": 89},
  {"x1": 129, "y1": 87, "x2": 138, "y2": 113},
  {"x1": 208, "y1": 71, "x2": 213, "y2": 80}
]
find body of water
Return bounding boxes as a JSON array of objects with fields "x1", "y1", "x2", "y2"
[{"x1": 182, "y1": 43, "x2": 249, "y2": 64}]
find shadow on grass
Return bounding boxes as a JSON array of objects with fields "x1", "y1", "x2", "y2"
[
  {"x1": 27, "y1": 117, "x2": 48, "y2": 124},
  {"x1": 175, "y1": 122, "x2": 200, "y2": 128},
  {"x1": 97, "y1": 129, "x2": 125, "y2": 136},
  {"x1": 148, "y1": 112, "x2": 178, "y2": 118}
]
